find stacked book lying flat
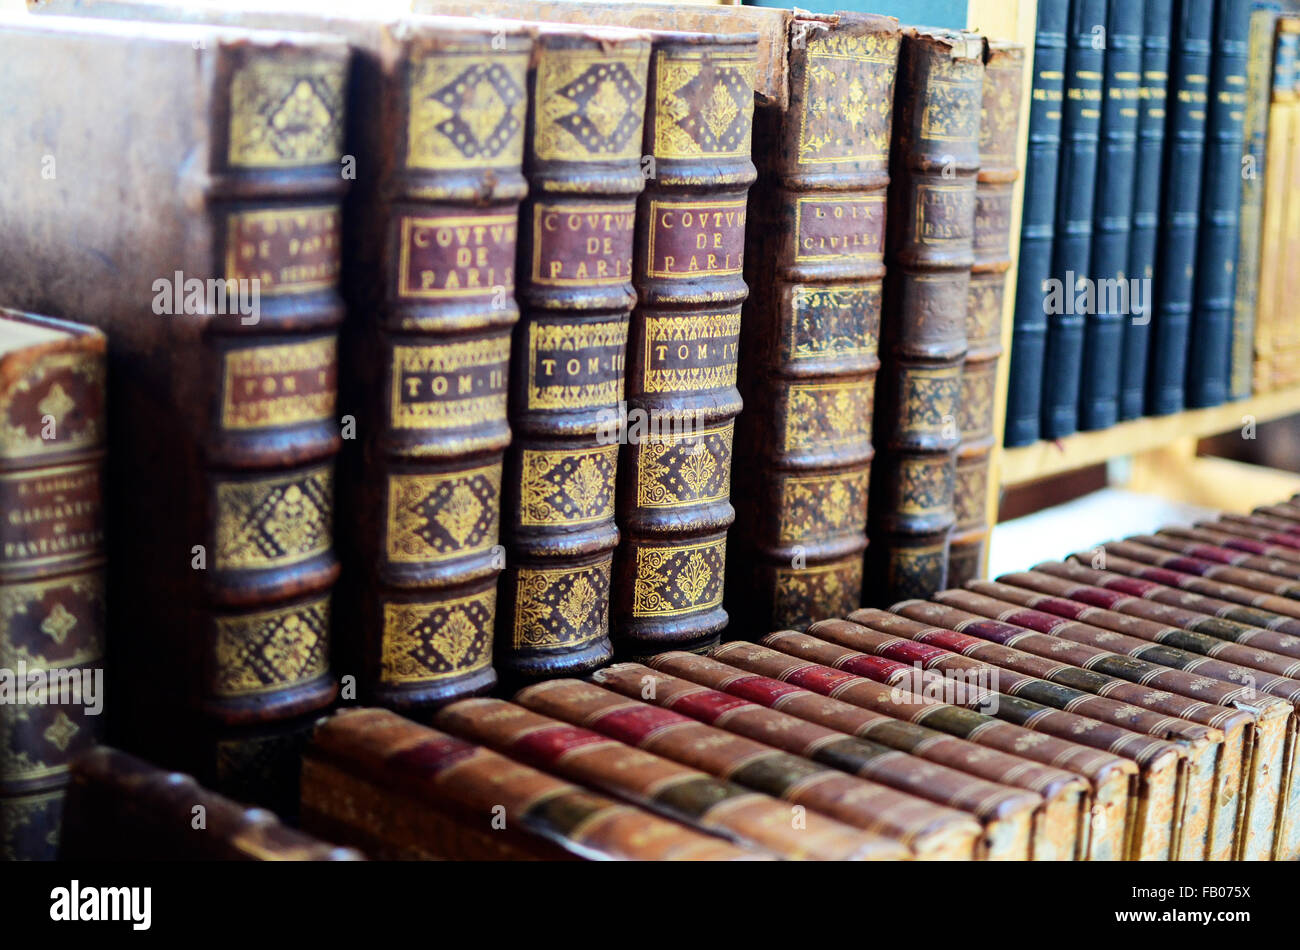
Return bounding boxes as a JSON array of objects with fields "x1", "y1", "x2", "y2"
[{"x1": 49, "y1": 492, "x2": 1300, "y2": 861}]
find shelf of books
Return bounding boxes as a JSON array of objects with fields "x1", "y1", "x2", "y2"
[{"x1": 9, "y1": 0, "x2": 1300, "y2": 878}]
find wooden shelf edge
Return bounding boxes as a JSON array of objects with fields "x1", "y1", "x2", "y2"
[{"x1": 1000, "y1": 386, "x2": 1300, "y2": 486}]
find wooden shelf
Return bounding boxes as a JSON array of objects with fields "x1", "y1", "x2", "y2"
[{"x1": 1000, "y1": 386, "x2": 1300, "y2": 486}]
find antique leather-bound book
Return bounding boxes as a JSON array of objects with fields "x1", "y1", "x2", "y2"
[
  {"x1": 1005, "y1": 0, "x2": 1068, "y2": 447},
  {"x1": 644, "y1": 650, "x2": 1090, "y2": 861},
  {"x1": 764, "y1": 626, "x2": 1187, "y2": 861},
  {"x1": 514, "y1": 678, "x2": 958, "y2": 859},
  {"x1": 930, "y1": 586, "x2": 1297, "y2": 860},
  {"x1": 1252, "y1": 19, "x2": 1296, "y2": 393},
  {"x1": 949, "y1": 41, "x2": 1025, "y2": 587},
  {"x1": 412, "y1": 1, "x2": 761, "y2": 658},
  {"x1": 592, "y1": 662, "x2": 1029, "y2": 860},
  {"x1": 1135, "y1": 529, "x2": 1300, "y2": 586},
  {"x1": 34, "y1": 3, "x2": 535, "y2": 715},
  {"x1": 710, "y1": 639, "x2": 1137, "y2": 861},
  {"x1": 301, "y1": 706, "x2": 760, "y2": 860},
  {"x1": 728, "y1": 13, "x2": 901, "y2": 632},
  {"x1": 1101, "y1": 537, "x2": 1300, "y2": 601},
  {"x1": 494, "y1": 29, "x2": 651, "y2": 681},
  {"x1": 1040, "y1": 0, "x2": 1104, "y2": 438},
  {"x1": 1186, "y1": 0, "x2": 1251, "y2": 408},
  {"x1": 1119, "y1": 0, "x2": 1173, "y2": 419},
  {"x1": 0, "y1": 311, "x2": 106, "y2": 861},
  {"x1": 865, "y1": 27, "x2": 984, "y2": 604},
  {"x1": 433, "y1": 697, "x2": 891, "y2": 860},
  {"x1": 1147, "y1": 0, "x2": 1215, "y2": 414},
  {"x1": 1270, "y1": 31, "x2": 1300, "y2": 388},
  {"x1": 852, "y1": 606, "x2": 1242, "y2": 861},
  {"x1": 1228, "y1": 3, "x2": 1281, "y2": 400},
  {"x1": 1079, "y1": 0, "x2": 1142, "y2": 431},
  {"x1": 0, "y1": 15, "x2": 345, "y2": 798},
  {"x1": 60, "y1": 747, "x2": 361, "y2": 861}
]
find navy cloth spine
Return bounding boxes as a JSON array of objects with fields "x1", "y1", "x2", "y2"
[
  {"x1": 1080, "y1": 0, "x2": 1145, "y2": 430},
  {"x1": 1005, "y1": 0, "x2": 1070, "y2": 446},
  {"x1": 1119, "y1": 0, "x2": 1174, "y2": 419},
  {"x1": 1147, "y1": 0, "x2": 1215, "y2": 414},
  {"x1": 1041, "y1": 0, "x2": 1106, "y2": 437}
]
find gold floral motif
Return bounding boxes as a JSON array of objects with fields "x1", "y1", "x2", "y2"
[
  {"x1": 380, "y1": 589, "x2": 494, "y2": 684},
  {"x1": 228, "y1": 56, "x2": 345, "y2": 167},
  {"x1": 636, "y1": 424, "x2": 732, "y2": 509},
  {"x1": 783, "y1": 381, "x2": 873, "y2": 453},
  {"x1": 919, "y1": 58, "x2": 983, "y2": 143},
  {"x1": 631, "y1": 539, "x2": 726, "y2": 618},
  {"x1": 38, "y1": 604, "x2": 76, "y2": 645},
  {"x1": 214, "y1": 467, "x2": 331, "y2": 571},
  {"x1": 386, "y1": 464, "x2": 501, "y2": 563},
  {"x1": 510, "y1": 561, "x2": 611, "y2": 652},
  {"x1": 653, "y1": 50, "x2": 756, "y2": 159},
  {"x1": 406, "y1": 48, "x2": 528, "y2": 170},
  {"x1": 0, "y1": 351, "x2": 104, "y2": 461},
  {"x1": 518, "y1": 446, "x2": 616, "y2": 527},
  {"x1": 0, "y1": 573, "x2": 104, "y2": 670},
  {"x1": 534, "y1": 48, "x2": 649, "y2": 161},
  {"x1": 41, "y1": 712, "x2": 78, "y2": 752},
  {"x1": 796, "y1": 29, "x2": 899, "y2": 164},
  {"x1": 213, "y1": 598, "x2": 329, "y2": 697},
  {"x1": 777, "y1": 469, "x2": 869, "y2": 542},
  {"x1": 897, "y1": 457, "x2": 955, "y2": 517},
  {"x1": 898, "y1": 366, "x2": 963, "y2": 435},
  {"x1": 959, "y1": 363, "x2": 996, "y2": 440},
  {"x1": 787, "y1": 284, "x2": 880, "y2": 361}
]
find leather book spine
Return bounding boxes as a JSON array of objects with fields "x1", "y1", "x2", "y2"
[
  {"x1": 646, "y1": 649, "x2": 1090, "y2": 861},
  {"x1": 1079, "y1": 0, "x2": 1142, "y2": 431},
  {"x1": 612, "y1": 33, "x2": 759, "y2": 656},
  {"x1": 1119, "y1": 0, "x2": 1174, "y2": 418},
  {"x1": 197, "y1": 43, "x2": 349, "y2": 728},
  {"x1": 1136, "y1": 529, "x2": 1300, "y2": 578},
  {"x1": 513, "y1": 679, "x2": 910, "y2": 858},
  {"x1": 866, "y1": 28, "x2": 983, "y2": 603},
  {"x1": 1040, "y1": 0, "x2": 1105, "y2": 437},
  {"x1": 1180, "y1": 520, "x2": 1300, "y2": 559},
  {"x1": 961, "y1": 577, "x2": 1300, "y2": 704},
  {"x1": 60, "y1": 746, "x2": 361, "y2": 861},
  {"x1": 1228, "y1": 4, "x2": 1280, "y2": 400},
  {"x1": 712, "y1": 637, "x2": 1136, "y2": 860},
  {"x1": 592, "y1": 661, "x2": 1020, "y2": 860},
  {"x1": 729, "y1": 14, "x2": 900, "y2": 632},
  {"x1": 1252, "y1": 21, "x2": 1296, "y2": 393},
  {"x1": 433, "y1": 695, "x2": 924, "y2": 861},
  {"x1": 302, "y1": 707, "x2": 755, "y2": 860},
  {"x1": 1272, "y1": 35, "x2": 1300, "y2": 387},
  {"x1": 1006, "y1": 0, "x2": 1069, "y2": 447},
  {"x1": 1147, "y1": 0, "x2": 1215, "y2": 414},
  {"x1": 951, "y1": 41, "x2": 1025, "y2": 586},
  {"x1": 895, "y1": 594, "x2": 1291, "y2": 860},
  {"x1": 1187, "y1": 0, "x2": 1251, "y2": 408},
  {"x1": 341, "y1": 29, "x2": 532, "y2": 711},
  {"x1": 495, "y1": 30, "x2": 652, "y2": 682},
  {"x1": 0, "y1": 311, "x2": 106, "y2": 861}
]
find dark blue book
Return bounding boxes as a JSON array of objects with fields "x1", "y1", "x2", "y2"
[
  {"x1": 1079, "y1": 0, "x2": 1144, "y2": 430},
  {"x1": 1041, "y1": 0, "x2": 1106, "y2": 438},
  {"x1": 1118, "y1": 0, "x2": 1174, "y2": 419},
  {"x1": 1187, "y1": 0, "x2": 1252, "y2": 408},
  {"x1": 1147, "y1": 0, "x2": 1215, "y2": 414},
  {"x1": 1004, "y1": 0, "x2": 1070, "y2": 446}
]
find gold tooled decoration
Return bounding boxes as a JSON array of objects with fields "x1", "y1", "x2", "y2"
[
  {"x1": 228, "y1": 57, "x2": 344, "y2": 167},
  {"x1": 215, "y1": 468, "x2": 331, "y2": 571},
  {"x1": 213, "y1": 598, "x2": 329, "y2": 696}
]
